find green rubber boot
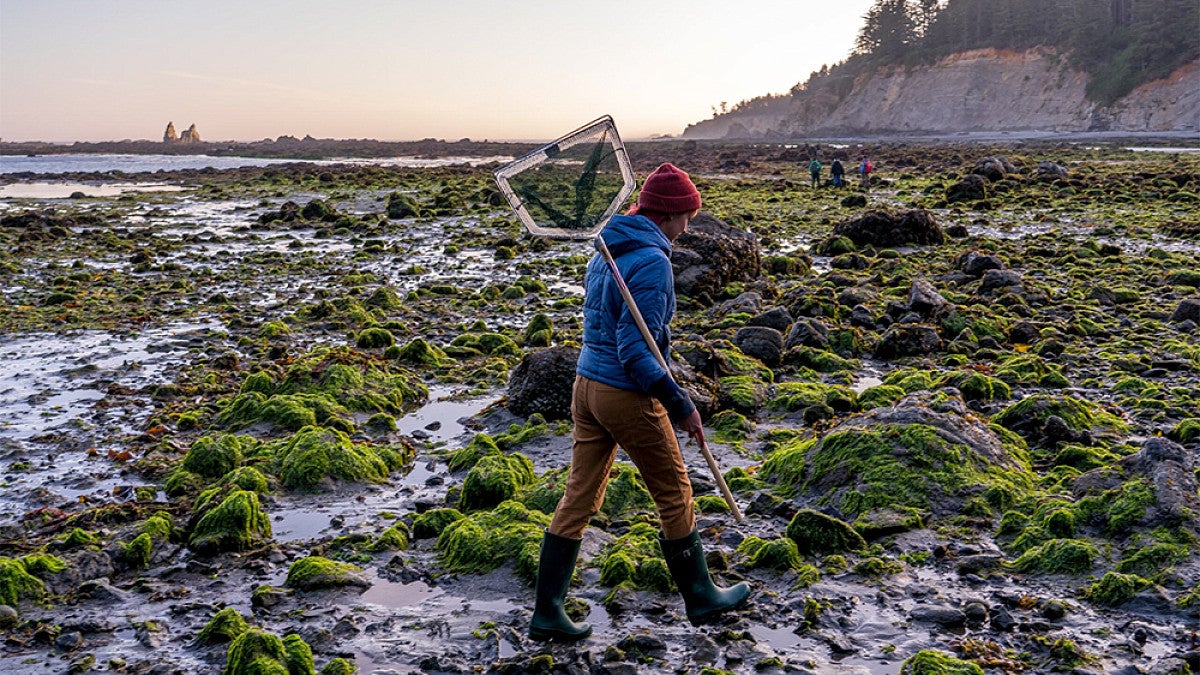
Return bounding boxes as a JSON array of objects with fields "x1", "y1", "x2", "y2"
[
  {"x1": 528, "y1": 531, "x2": 592, "y2": 642},
  {"x1": 661, "y1": 528, "x2": 751, "y2": 626}
]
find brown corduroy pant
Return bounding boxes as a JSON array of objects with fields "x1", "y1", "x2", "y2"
[{"x1": 549, "y1": 375, "x2": 695, "y2": 540}]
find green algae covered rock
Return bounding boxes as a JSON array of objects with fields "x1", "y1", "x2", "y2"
[
  {"x1": 436, "y1": 500, "x2": 548, "y2": 585},
  {"x1": 386, "y1": 192, "x2": 421, "y2": 219},
  {"x1": 285, "y1": 556, "x2": 369, "y2": 591},
  {"x1": 393, "y1": 338, "x2": 447, "y2": 367},
  {"x1": 523, "y1": 313, "x2": 553, "y2": 347},
  {"x1": 858, "y1": 384, "x2": 906, "y2": 410},
  {"x1": 356, "y1": 327, "x2": 395, "y2": 350},
  {"x1": 695, "y1": 494, "x2": 732, "y2": 514},
  {"x1": 271, "y1": 425, "x2": 394, "y2": 490},
  {"x1": 766, "y1": 391, "x2": 1032, "y2": 518},
  {"x1": 283, "y1": 633, "x2": 317, "y2": 675},
  {"x1": 122, "y1": 532, "x2": 153, "y2": 568},
  {"x1": 0, "y1": 555, "x2": 63, "y2": 605},
  {"x1": 595, "y1": 522, "x2": 672, "y2": 592},
  {"x1": 447, "y1": 332, "x2": 522, "y2": 358},
  {"x1": 760, "y1": 436, "x2": 816, "y2": 498},
  {"x1": 273, "y1": 347, "x2": 428, "y2": 418},
  {"x1": 992, "y1": 393, "x2": 1128, "y2": 442},
  {"x1": 1085, "y1": 571, "x2": 1150, "y2": 606},
  {"x1": 320, "y1": 658, "x2": 357, "y2": 675},
  {"x1": 1168, "y1": 417, "x2": 1200, "y2": 443},
  {"x1": 182, "y1": 434, "x2": 255, "y2": 479},
  {"x1": 937, "y1": 370, "x2": 1011, "y2": 402},
  {"x1": 240, "y1": 371, "x2": 276, "y2": 396},
  {"x1": 59, "y1": 528, "x2": 99, "y2": 549},
  {"x1": 899, "y1": 649, "x2": 984, "y2": 675},
  {"x1": 366, "y1": 285, "x2": 405, "y2": 310},
  {"x1": 599, "y1": 463, "x2": 655, "y2": 520},
  {"x1": 768, "y1": 382, "x2": 858, "y2": 414},
  {"x1": 219, "y1": 466, "x2": 271, "y2": 494},
  {"x1": 1011, "y1": 538, "x2": 1099, "y2": 575},
  {"x1": 197, "y1": 607, "x2": 249, "y2": 645},
  {"x1": 853, "y1": 507, "x2": 926, "y2": 540},
  {"x1": 710, "y1": 410, "x2": 754, "y2": 443},
  {"x1": 218, "y1": 391, "x2": 351, "y2": 432},
  {"x1": 458, "y1": 453, "x2": 535, "y2": 511},
  {"x1": 411, "y1": 508, "x2": 465, "y2": 540},
  {"x1": 522, "y1": 466, "x2": 569, "y2": 515},
  {"x1": 737, "y1": 536, "x2": 808, "y2": 572},
  {"x1": 222, "y1": 628, "x2": 314, "y2": 675},
  {"x1": 188, "y1": 488, "x2": 273, "y2": 555},
  {"x1": 448, "y1": 433, "x2": 501, "y2": 473},
  {"x1": 1116, "y1": 542, "x2": 1189, "y2": 578},
  {"x1": 718, "y1": 375, "x2": 770, "y2": 413},
  {"x1": 368, "y1": 524, "x2": 409, "y2": 552},
  {"x1": 785, "y1": 509, "x2": 866, "y2": 556}
]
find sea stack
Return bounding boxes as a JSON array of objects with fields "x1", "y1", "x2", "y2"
[{"x1": 180, "y1": 124, "x2": 201, "y2": 143}]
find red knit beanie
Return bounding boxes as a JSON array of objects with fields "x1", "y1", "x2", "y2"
[{"x1": 636, "y1": 162, "x2": 701, "y2": 214}]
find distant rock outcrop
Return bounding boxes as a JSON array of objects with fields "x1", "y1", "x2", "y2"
[
  {"x1": 164, "y1": 122, "x2": 201, "y2": 144},
  {"x1": 180, "y1": 124, "x2": 201, "y2": 143}
]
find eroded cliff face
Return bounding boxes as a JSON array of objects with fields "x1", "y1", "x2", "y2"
[{"x1": 684, "y1": 49, "x2": 1200, "y2": 139}]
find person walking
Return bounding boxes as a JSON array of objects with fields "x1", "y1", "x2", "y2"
[
  {"x1": 859, "y1": 156, "x2": 874, "y2": 190},
  {"x1": 528, "y1": 163, "x2": 751, "y2": 642},
  {"x1": 808, "y1": 157, "x2": 822, "y2": 188},
  {"x1": 831, "y1": 159, "x2": 845, "y2": 187}
]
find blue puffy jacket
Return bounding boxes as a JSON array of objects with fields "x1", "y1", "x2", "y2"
[{"x1": 576, "y1": 214, "x2": 695, "y2": 422}]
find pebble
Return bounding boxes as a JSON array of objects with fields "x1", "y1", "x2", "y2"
[
  {"x1": 55, "y1": 630, "x2": 84, "y2": 652},
  {"x1": 909, "y1": 604, "x2": 967, "y2": 626}
]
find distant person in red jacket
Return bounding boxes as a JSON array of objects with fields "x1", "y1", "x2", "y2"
[{"x1": 859, "y1": 156, "x2": 875, "y2": 190}]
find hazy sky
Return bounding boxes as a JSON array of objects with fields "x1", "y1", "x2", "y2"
[{"x1": 0, "y1": 0, "x2": 874, "y2": 143}]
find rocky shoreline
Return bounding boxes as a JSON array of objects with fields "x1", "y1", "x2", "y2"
[{"x1": 0, "y1": 143, "x2": 1197, "y2": 674}]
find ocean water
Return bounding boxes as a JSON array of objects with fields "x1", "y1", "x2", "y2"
[{"x1": 0, "y1": 153, "x2": 512, "y2": 175}]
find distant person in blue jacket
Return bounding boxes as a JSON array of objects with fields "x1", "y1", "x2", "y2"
[{"x1": 528, "y1": 163, "x2": 750, "y2": 642}]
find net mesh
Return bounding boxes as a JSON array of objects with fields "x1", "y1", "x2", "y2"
[{"x1": 494, "y1": 117, "x2": 633, "y2": 238}]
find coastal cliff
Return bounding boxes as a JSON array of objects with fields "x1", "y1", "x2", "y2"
[{"x1": 683, "y1": 49, "x2": 1200, "y2": 139}]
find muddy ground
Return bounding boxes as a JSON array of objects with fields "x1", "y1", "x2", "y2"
[{"x1": 0, "y1": 142, "x2": 1198, "y2": 674}]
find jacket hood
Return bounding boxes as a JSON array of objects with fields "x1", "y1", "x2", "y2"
[{"x1": 598, "y1": 214, "x2": 671, "y2": 258}]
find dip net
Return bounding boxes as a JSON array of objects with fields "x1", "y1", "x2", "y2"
[{"x1": 493, "y1": 116, "x2": 634, "y2": 239}]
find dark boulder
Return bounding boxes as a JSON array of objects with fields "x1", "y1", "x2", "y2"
[
  {"x1": 1170, "y1": 298, "x2": 1200, "y2": 324},
  {"x1": 671, "y1": 212, "x2": 761, "y2": 305},
  {"x1": 785, "y1": 317, "x2": 830, "y2": 350},
  {"x1": 1008, "y1": 320, "x2": 1042, "y2": 344},
  {"x1": 972, "y1": 156, "x2": 1018, "y2": 181},
  {"x1": 955, "y1": 251, "x2": 1005, "y2": 277},
  {"x1": 746, "y1": 306, "x2": 793, "y2": 333},
  {"x1": 981, "y1": 269, "x2": 1024, "y2": 294},
  {"x1": 874, "y1": 324, "x2": 942, "y2": 359},
  {"x1": 829, "y1": 209, "x2": 945, "y2": 248},
  {"x1": 947, "y1": 174, "x2": 989, "y2": 203},
  {"x1": 1037, "y1": 161, "x2": 1069, "y2": 177},
  {"x1": 506, "y1": 347, "x2": 579, "y2": 420},
  {"x1": 908, "y1": 278, "x2": 948, "y2": 316},
  {"x1": 734, "y1": 326, "x2": 784, "y2": 366}
]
